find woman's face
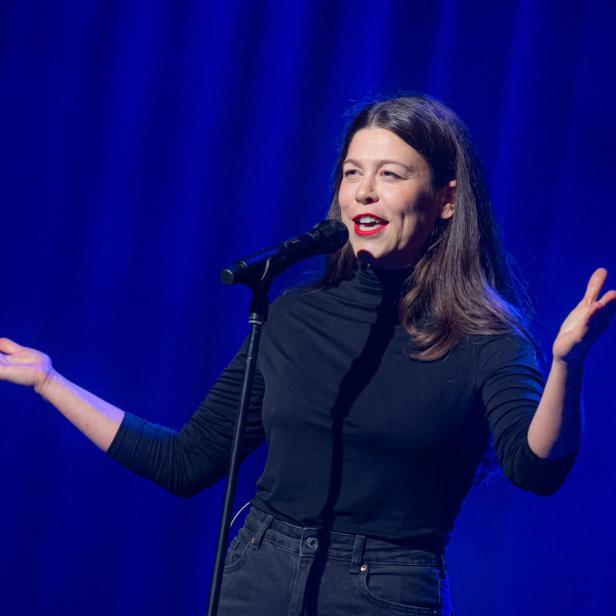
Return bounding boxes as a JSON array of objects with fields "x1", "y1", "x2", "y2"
[{"x1": 338, "y1": 127, "x2": 455, "y2": 270}]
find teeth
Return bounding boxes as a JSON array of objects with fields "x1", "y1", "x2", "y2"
[{"x1": 356, "y1": 215, "x2": 386, "y2": 225}]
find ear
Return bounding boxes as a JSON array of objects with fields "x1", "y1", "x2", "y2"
[{"x1": 438, "y1": 180, "x2": 456, "y2": 220}]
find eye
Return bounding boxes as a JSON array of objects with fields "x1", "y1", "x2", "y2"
[
  {"x1": 382, "y1": 170, "x2": 402, "y2": 179},
  {"x1": 343, "y1": 168, "x2": 359, "y2": 178}
]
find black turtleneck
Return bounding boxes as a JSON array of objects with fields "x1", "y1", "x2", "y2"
[{"x1": 107, "y1": 264, "x2": 577, "y2": 549}]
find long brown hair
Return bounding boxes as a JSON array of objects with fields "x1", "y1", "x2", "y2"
[{"x1": 322, "y1": 95, "x2": 532, "y2": 360}]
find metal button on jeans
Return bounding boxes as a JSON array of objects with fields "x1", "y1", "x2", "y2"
[{"x1": 305, "y1": 537, "x2": 319, "y2": 550}]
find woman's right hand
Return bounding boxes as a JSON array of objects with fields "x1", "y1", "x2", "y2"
[
  {"x1": 0, "y1": 337, "x2": 124, "y2": 451},
  {"x1": 0, "y1": 337, "x2": 54, "y2": 392}
]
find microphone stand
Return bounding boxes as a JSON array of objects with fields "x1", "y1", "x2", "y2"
[
  {"x1": 206, "y1": 273, "x2": 273, "y2": 616},
  {"x1": 205, "y1": 219, "x2": 347, "y2": 614}
]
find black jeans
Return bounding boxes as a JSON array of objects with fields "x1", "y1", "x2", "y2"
[{"x1": 219, "y1": 506, "x2": 453, "y2": 615}]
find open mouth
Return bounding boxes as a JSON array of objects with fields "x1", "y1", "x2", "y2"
[{"x1": 352, "y1": 214, "x2": 389, "y2": 237}]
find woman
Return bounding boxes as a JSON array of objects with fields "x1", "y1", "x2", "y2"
[{"x1": 0, "y1": 95, "x2": 614, "y2": 615}]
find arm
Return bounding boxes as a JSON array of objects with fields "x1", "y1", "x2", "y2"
[
  {"x1": 479, "y1": 335, "x2": 574, "y2": 496},
  {"x1": 38, "y1": 371, "x2": 124, "y2": 451},
  {"x1": 107, "y1": 336, "x2": 266, "y2": 496},
  {"x1": 0, "y1": 338, "x2": 123, "y2": 451},
  {"x1": 0, "y1": 335, "x2": 266, "y2": 496},
  {"x1": 528, "y1": 268, "x2": 616, "y2": 459}
]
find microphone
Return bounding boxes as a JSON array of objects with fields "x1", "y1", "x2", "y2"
[{"x1": 220, "y1": 220, "x2": 349, "y2": 286}]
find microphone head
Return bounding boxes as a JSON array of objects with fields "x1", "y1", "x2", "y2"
[
  {"x1": 309, "y1": 219, "x2": 349, "y2": 254},
  {"x1": 220, "y1": 220, "x2": 349, "y2": 286}
]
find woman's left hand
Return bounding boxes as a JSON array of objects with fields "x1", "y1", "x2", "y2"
[{"x1": 552, "y1": 268, "x2": 616, "y2": 367}]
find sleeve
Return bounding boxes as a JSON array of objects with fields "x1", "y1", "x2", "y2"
[
  {"x1": 106, "y1": 336, "x2": 266, "y2": 497},
  {"x1": 478, "y1": 335, "x2": 578, "y2": 496}
]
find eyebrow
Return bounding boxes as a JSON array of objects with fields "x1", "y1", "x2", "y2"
[{"x1": 342, "y1": 158, "x2": 414, "y2": 171}]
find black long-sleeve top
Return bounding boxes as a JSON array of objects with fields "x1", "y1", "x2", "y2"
[{"x1": 107, "y1": 263, "x2": 577, "y2": 548}]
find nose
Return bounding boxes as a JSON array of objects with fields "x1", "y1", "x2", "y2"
[{"x1": 355, "y1": 174, "x2": 378, "y2": 204}]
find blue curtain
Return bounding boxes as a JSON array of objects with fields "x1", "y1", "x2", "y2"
[{"x1": 1, "y1": 1, "x2": 614, "y2": 614}]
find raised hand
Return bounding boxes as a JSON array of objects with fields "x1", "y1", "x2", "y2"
[
  {"x1": 552, "y1": 268, "x2": 616, "y2": 367},
  {"x1": 0, "y1": 337, "x2": 53, "y2": 391}
]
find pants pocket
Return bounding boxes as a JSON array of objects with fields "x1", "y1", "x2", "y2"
[
  {"x1": 223, "y1": 528, "x2": 252, "y2": 572},
  {"x1": 358, "y1": 562, "x2": 441, "y2": 615}
]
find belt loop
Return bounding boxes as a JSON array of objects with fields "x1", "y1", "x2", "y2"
[
  {"x1": 250, "y1": 512, "x2": 274, "y2": 550},
  {"x1": 349, "y1": 534, "x2": 366, "y2": 573}
]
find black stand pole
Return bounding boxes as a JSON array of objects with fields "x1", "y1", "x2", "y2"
[{"x1": 206, "y1": 281, "x2": 271, "y2": 616}]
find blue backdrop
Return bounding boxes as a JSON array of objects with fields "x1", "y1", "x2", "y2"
[{"x1": 1, "y1": 1, "x2": 614, "y2": 614}]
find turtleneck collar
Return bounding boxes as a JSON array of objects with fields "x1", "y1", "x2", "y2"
[
  {"x1": 334, "y1": 262, "x2": 410, "y2": 325},
  {"x1": 353, "y1": 262, "x2": 411, "y2": 298}
]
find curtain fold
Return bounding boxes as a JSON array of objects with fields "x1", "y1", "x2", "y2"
[{"x1": 0, "y1": 1, "x2": 614, "y2": 614}]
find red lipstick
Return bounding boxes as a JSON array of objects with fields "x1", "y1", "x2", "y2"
[
  {"x1": 354, "y1": 223, "x2": 387, "y2": 236},
  {"x1": 352, "y1": 212, "x2": 388, "y2": 237}
]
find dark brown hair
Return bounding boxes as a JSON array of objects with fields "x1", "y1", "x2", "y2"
[{"x1": 322, "y1": 95, "x2": 532, "y2": 360}]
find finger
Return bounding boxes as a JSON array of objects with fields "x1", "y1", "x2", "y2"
[
  {"x1": 598, "y1": 298, "x2": 616, "y2": 320},
  {"x1": 587, "y1": 297, "x2": 616, "y2": 328},
  {"x1": 582, "y1": 268, "x2": 607, "y2": 307},
  {"x1": 597, "y1": 289, "x2": 616, "y2": 307},
  {"x1": 0, "y1": 338, "x2": 24, "y2": 355}
]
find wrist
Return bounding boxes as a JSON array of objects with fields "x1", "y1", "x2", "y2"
[
  {"x1": 550, "y1": 357, "x2": 585, "y2": 391},
  {"x1": 551, "y1": 353, "x2": 584, "y2": 372},
  {"x1": 34, "y1": 367, "x2": 61, "y2": 398}
]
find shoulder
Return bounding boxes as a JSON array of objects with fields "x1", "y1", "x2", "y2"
[
  {"x1": 466, "y1": 333, "x2": 542, "y2": 386},
  {"x1": 270, "y1": 285, "x2": 316, "y2": 312},
  {"x1": 266, "y1": 285, "x2": 327, "y2": 326},
  {"x1": 470, "y1": 332, "x2": 537, "y2": 360}
]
